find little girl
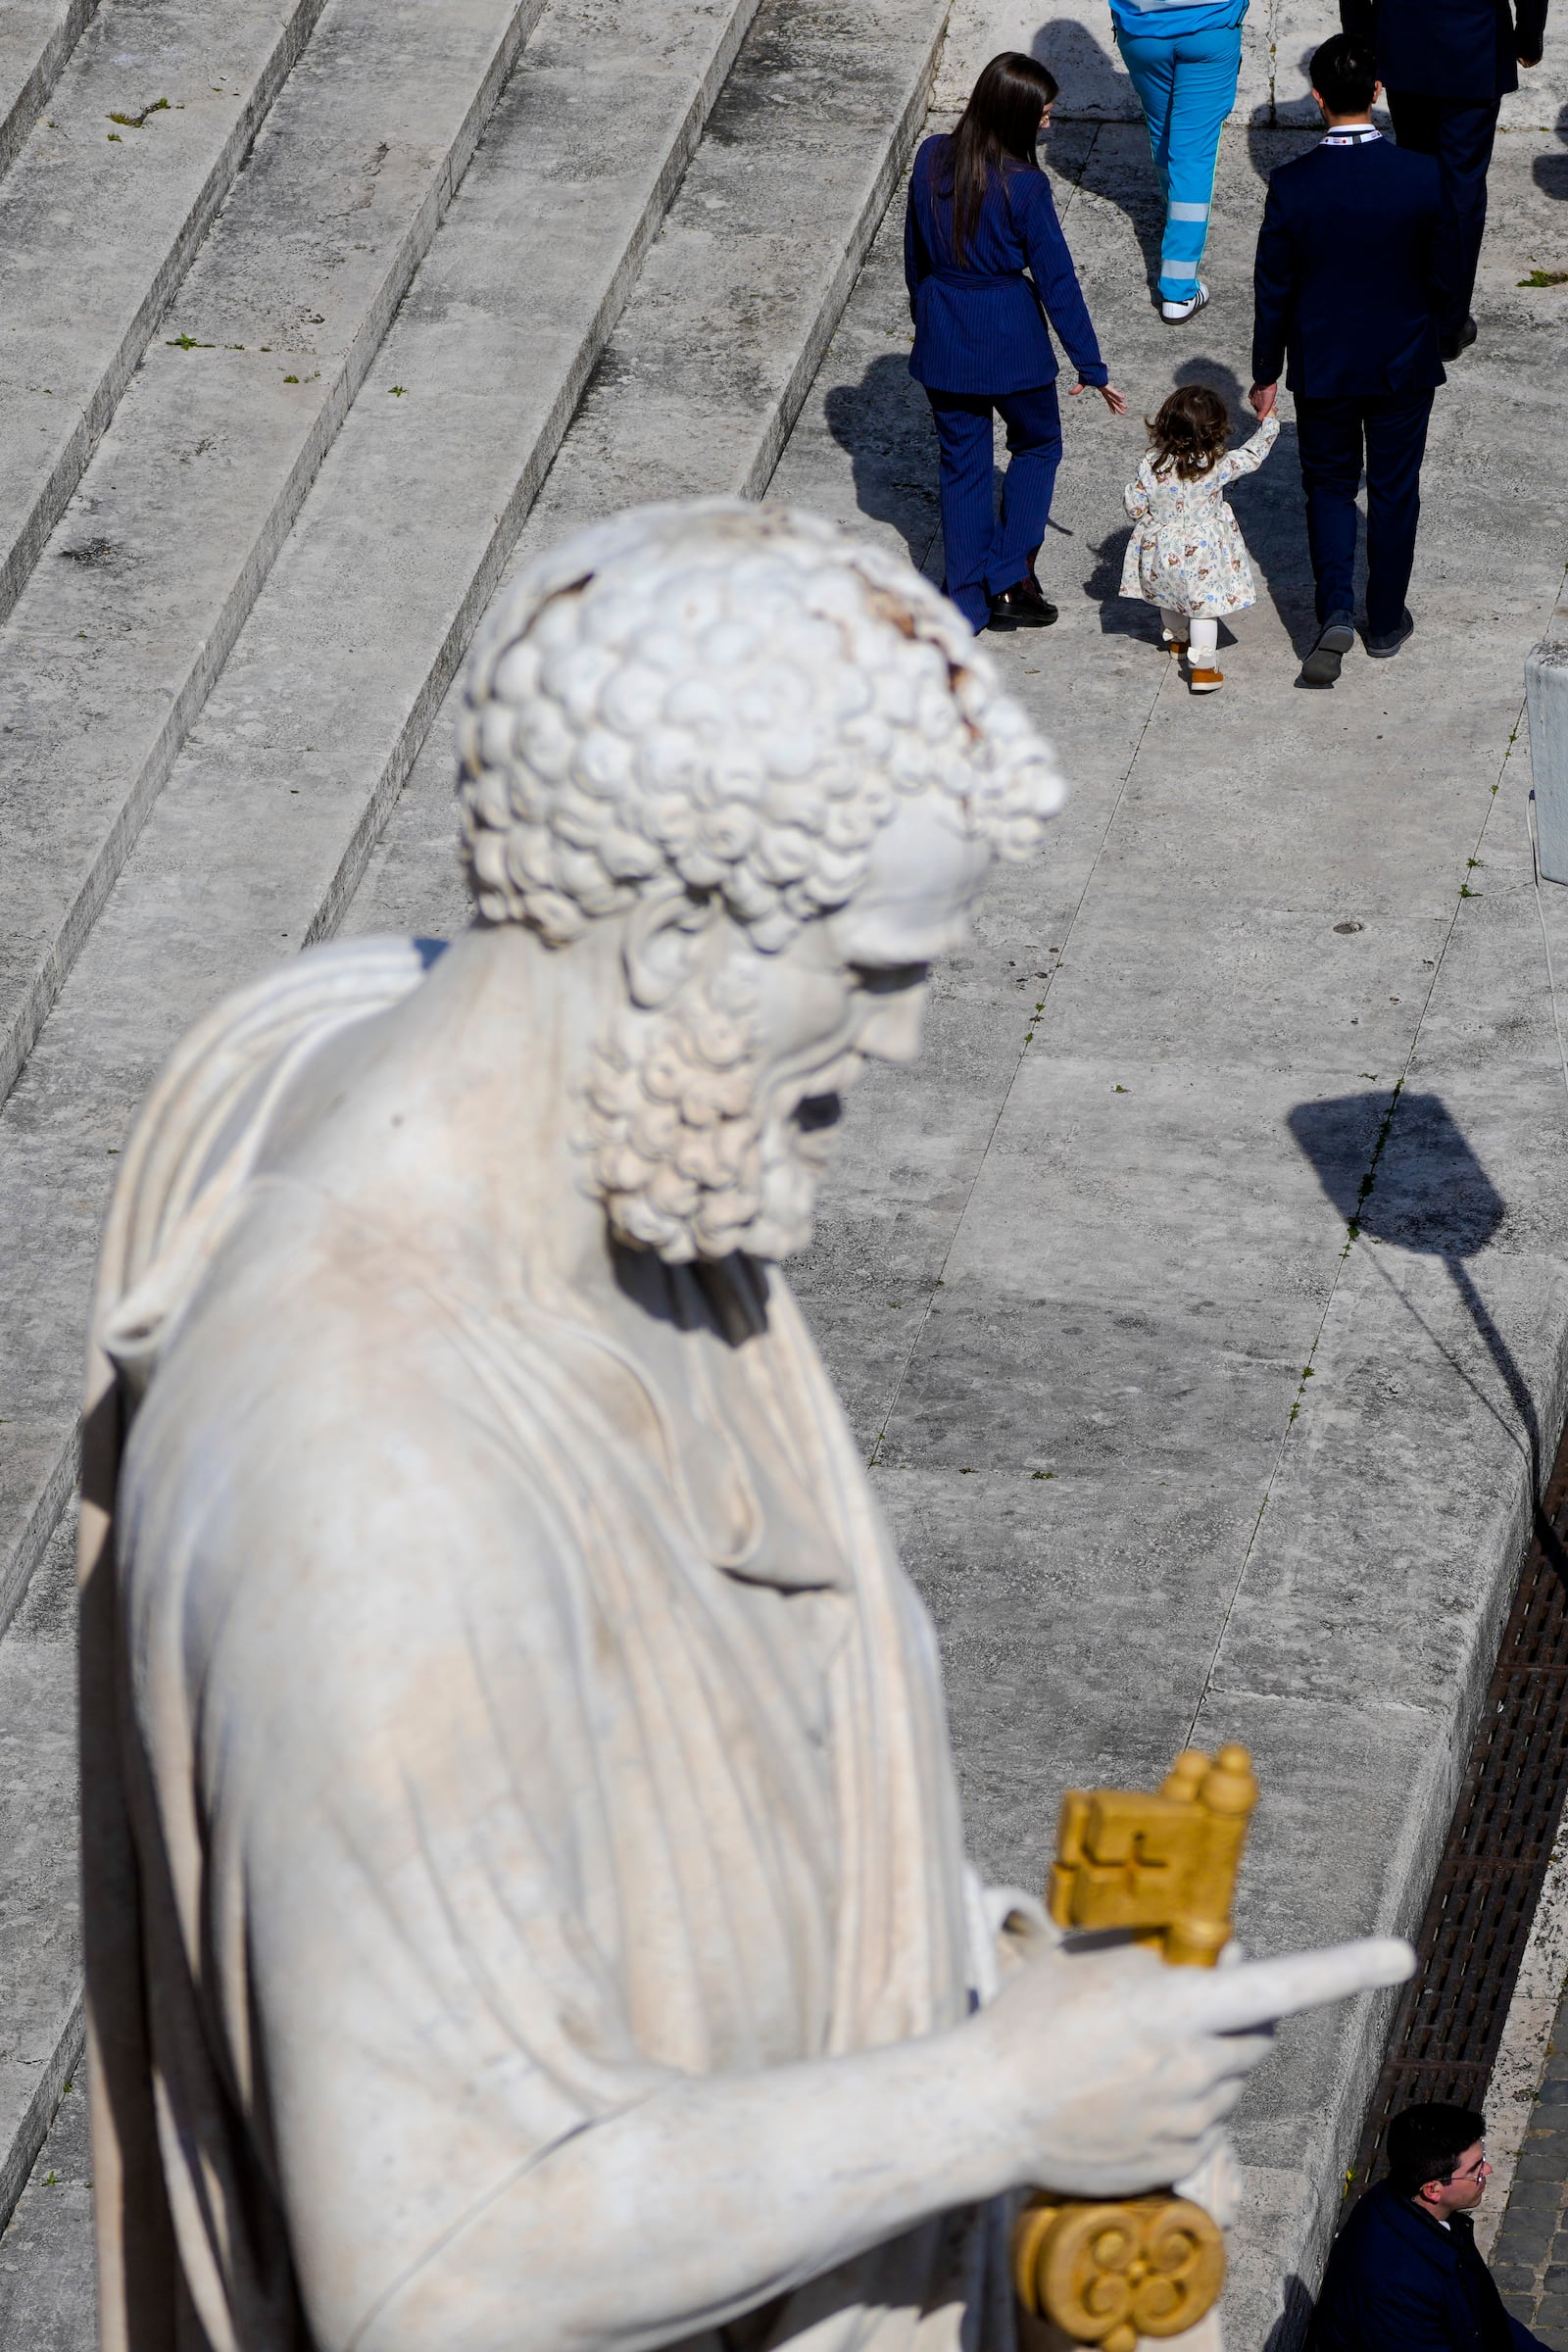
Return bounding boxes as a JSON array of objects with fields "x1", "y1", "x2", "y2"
[{"x1": 1120, "y1": 386, "x2": 1279, "y2": 695}]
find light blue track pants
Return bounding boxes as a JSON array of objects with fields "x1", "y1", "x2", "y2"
[{"x1": 1114, "y1": 24, "x2": 1242, "y2": 303}]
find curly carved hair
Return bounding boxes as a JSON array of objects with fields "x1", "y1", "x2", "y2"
[{"x1": 456, "y1": 500, "x2": 1065, "y2": 955}]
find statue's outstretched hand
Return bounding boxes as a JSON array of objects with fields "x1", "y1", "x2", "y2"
[{"x1": 971, "y1": 1931, "x2": 1412, "y2": 2197}]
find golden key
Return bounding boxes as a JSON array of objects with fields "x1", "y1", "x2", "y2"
[{"x1": 1013, "y1": 1744, "x2": 1258, "y2": 2352}]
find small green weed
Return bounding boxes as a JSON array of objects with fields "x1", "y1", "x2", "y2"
[
  {"x1": 108, "y1": 98, "x2": 169, "y2": 127},
  {"x1": 1519, "y1": 269, "x2": 1568, "y2": 287}
]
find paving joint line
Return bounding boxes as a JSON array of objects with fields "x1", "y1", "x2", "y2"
[
  {"x1": 869, "y1": 597, "x2": 1169, "y2": 1463},
  {"x1": 1184, "y1": 675, "x2": 1544, "y2": 1749},
  {"x1": 864, "y1": 114, "x2": 1155, "y2": 1473}
]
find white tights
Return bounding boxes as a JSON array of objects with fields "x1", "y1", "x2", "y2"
[{"x1": 1160, "y1": 607, "x2": 1218, "y2": 665}]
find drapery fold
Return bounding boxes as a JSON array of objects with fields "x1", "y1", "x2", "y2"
[{"x1": 81, "y1": 938, "x2": 1009, "y2": 2352}]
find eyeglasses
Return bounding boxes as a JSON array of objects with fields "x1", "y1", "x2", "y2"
[{"x1": 1449, "y1": 2151, "x2": 1490, "y2": 2182}]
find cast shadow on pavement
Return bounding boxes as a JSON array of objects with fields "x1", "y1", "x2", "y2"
[
  {"x1": 1537, "y1": 104, "x2": 1568, "y2": 200},
  {"x1": 822, "y1": 355, "x2": 941, "y2": 569},
  {"x1": 1288, "y1": 1091, "x2": 1548, "y2": 1504},
  {"x1": 1247, "y1": 109, "x2": 1336, "y2": 189},
  {"x1": 1263, "y1": 2274, "x2": 1315, "y2": 2352},
  {"x1": 1031, "y1": 17, "x2": 1166, "y2": 300},
  {"x1": 1029, "y1": 15, "x2": 1136, "y2": 119}
]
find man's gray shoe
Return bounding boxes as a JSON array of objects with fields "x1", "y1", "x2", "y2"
[
  {"x1": 1298, "y1": 612, "x2": 1355, "y2": 688},
  {"x1": 1364, "y1": 609, "x2": 1415, "y2": 660}
]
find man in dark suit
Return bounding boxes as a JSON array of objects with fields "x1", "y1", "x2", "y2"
[
  {"x1": 1308, "y1": 2101, "x2": 1554, "y2": 2351},
  {"x1": 1250, "y1": 33, "x2": 1444, "y2": 687},
  {"x1": 1342, "y1": 0, "x2": 1550, "y2": 356}
]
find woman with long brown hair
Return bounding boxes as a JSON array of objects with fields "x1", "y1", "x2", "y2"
[{"x1": 905, "y1": 53, "x2": 1125, "y2": 633}]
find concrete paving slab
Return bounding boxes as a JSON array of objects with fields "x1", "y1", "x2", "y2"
[
  {"x1": 937, "y1": 1056, "x2": 1385, "y2": 1301},
  {"x1": 0, "y1": 0, "x2": 544, "y2": 1109},
  {"x1": 1188, "y1": 1687, "x2": 1444, "y2": 2171},
  {"x1": 1207, "y1": 1249, "x2": 1565, "y2": 1710},
  {"x1": 875, "y1": 1464, "x2": 1268, "y2": 1868},
  {"x1": 885, "y1": 1288, "x2": 1307, "y2": 1473},
  {"x1": 0, "y1": 0, "x2": 328, "y2": 625}
]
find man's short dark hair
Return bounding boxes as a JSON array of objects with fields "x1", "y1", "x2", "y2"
[
  {"x1": 1310, "y1": 33, "x2": 1379, "y2": 115},
  {"x1": 1385, "y1": 2103, "x2": 1487, "y2": 2198}
]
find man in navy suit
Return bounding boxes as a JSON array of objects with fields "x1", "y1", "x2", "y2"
[
  {"x1": 1342, "y1": 0, "x2": 1550, "y2": 357},
  {"x1": 1308, "y1": 2101, "x2": 1554, "y2": 2351},
  {"x1": 1250, "y1": 33, "x2": 1444, "y2": 686}
]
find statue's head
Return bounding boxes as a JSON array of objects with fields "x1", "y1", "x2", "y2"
[{"x1": 458, "y1": 501, "x2": 1064, "y2": 1263}]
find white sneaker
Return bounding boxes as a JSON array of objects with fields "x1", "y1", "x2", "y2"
[{"x1": 1160, "y1": 281, "x2": 1209, "y2": 323}]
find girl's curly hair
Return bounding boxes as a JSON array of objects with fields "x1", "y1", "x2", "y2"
[{"x1": 1146, "y1": 385, "x2": 1231, "y2": 482}]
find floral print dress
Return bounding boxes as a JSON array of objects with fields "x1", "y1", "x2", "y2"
[{"x1": 1119, "y1": 414, "x2": 1279, "y2": 619}]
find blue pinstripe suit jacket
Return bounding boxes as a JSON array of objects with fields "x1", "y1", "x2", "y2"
[{"x1": 904, "y1": 137, "x2": 1108, "y2": 395}]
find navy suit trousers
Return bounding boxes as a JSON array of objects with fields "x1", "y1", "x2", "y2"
[
  {"x1": 925, "y1": 381, "x2": 1062, "y2": 630},
  {"x1": 1387, "y1": 89, "x2": 1500, "y2": 336},
  {"x1": 1295, "y1": 388, "x2": 1435, "y2": 634}
]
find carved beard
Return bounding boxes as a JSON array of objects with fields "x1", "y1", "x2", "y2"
[{"x1": 582, "y1": 968, "x2": 822, "y2": 1265}]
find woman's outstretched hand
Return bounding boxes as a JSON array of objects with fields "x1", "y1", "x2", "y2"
[{"x1": 1071, "y1": 379, "x2": 1128, "y2": 416}]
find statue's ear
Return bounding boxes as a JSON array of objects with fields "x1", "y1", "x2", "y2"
[{"x1": 621, "y1": 882, "x2": 715, "y2": 1011}]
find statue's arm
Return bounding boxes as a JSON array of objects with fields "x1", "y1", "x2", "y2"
[
  {"x1": 355, "y1": 1937, "x2": 1406, "y2": 2352},
  {"x1": 165, "y1": 1331, "x2": 1407, "y2": 2352}
]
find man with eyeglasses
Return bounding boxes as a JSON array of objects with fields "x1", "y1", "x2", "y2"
[{"x1": 1309, "y1": 2102, "x2": 1554, "y2": 2350}]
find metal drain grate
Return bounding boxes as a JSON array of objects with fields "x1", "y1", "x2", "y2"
[{"x1": 1349, "y1": 1431, "x2": 1568, "y2": 2193}]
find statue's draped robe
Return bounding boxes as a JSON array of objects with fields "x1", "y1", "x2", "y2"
[{"x1": 79, "y1": 940, "x2": 1017, "y2": 2352}]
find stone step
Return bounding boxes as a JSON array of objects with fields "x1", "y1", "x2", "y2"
[
  {"x1": 0, "y1": 1514, "x2": 82, "y2": 2239},
  {"x1": 0, "y1": 0, "x2": 760, "y2": 2215},
  {"x1": 0, "y1": 0, "x2": 331, "y2": 628},
  {"x1": 350, "y1": 0, "x2": 949, "y2": 939},
  {"x1": 0, "y1": 0, "x2": 546, "y2": 1113},
  {"x1": 0, "y1": 0, "x2": 769, "y2": 1642},
  {"x1": 0, "y1": 2067, "x2": 95, "y2": 2352},
  {"x1": 0, "y1": 0, "x2": 943, "y2": 2233},
  {"x1": 0, "y1": 0, "x2": 96, "y2": 181}
]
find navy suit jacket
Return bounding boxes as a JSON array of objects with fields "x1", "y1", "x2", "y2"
[
  {"x1": 904, "y1": 135, "x2": 1107, "y2": 395},
  {"x1": 1340, "y1": 0, "x2": 1549, "y2": 99},
  {"x1": 1251, "y1": 134, "x2": 1445, "y2": 398},
  {"x1": 1308, "y1": 2181, "x2": 1549, "y2": 2352}
]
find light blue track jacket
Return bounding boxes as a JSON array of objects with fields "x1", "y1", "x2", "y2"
[{"x1": 1109, "y1": 0, "x2": 1247, "y2": 35}]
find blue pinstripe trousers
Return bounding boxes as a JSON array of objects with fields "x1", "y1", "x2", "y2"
[
  {"x1": 925, "y1": 381, "x2": 1063, "y2": 631},
  {"x1": 1115, "y1": 24, "x2": 1242, "y2": 303}
]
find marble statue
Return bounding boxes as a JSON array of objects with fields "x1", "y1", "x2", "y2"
[{"x1": 77, "y1": 502, "x2": 1410, "y2": 2352}]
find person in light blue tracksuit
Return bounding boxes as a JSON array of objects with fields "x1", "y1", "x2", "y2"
[{"x1": 1112, "y1": 0, "x2": 1249, "y2": 321}]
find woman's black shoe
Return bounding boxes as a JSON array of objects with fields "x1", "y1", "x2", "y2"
[{"x1": 988, "y1": 577, "x2": 1058, "y2": 629}]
